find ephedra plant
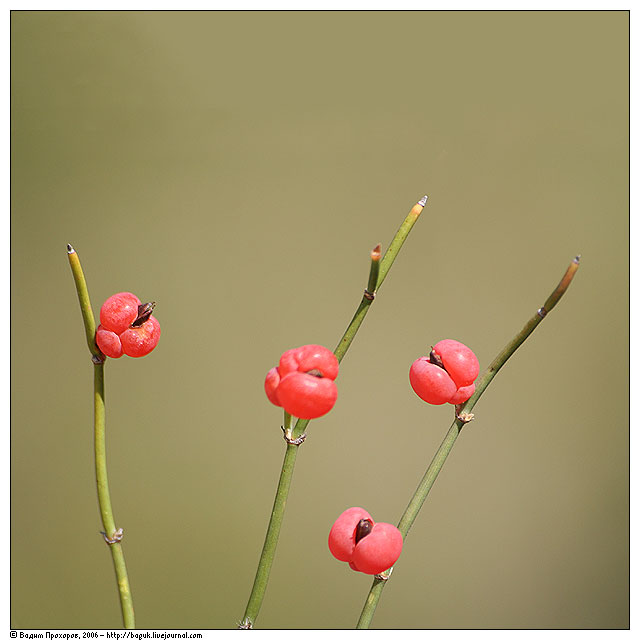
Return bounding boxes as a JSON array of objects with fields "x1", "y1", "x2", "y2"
[{"x1": 68, "y1": 196, "x2": 579, "y2": 629}]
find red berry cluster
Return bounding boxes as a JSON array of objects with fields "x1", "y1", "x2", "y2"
[
  {"x1": 328, "y1": 507, "x2": 403, "y2": 575},
  {"x1": 96, "y1": 292, "x2": 161, "y2": 358},
  {"x1": 409, "y1": 339, "x2": 479, "y2": 405},
  {"x1": 265, "y1": 344, "x2": 339, "y2": 420},
  {"x1": 261, "y1": 340, "x2": 478, "y2": 576}
]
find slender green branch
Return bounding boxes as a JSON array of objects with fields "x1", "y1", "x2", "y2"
[
  {"x1": 67, "y1": 244, "x2": 104, "y2": 361},
  {"x1": 67, "y1": 244, "x2": 135, "y2": 628},
  {"x1": 331, "y1": 196, "x2": 427, "y2": 370},
  {"x1": 356, "y1": 255, "x2": 581, "y2": 629},
  {"x1": 461, "y1": 255, "x2": 581, "y2": 413},
  {"x1": 377, "y1": 195, "x2": 427, "y2": 287},
  {"x1": 240, "y1": 436, "x2": 298, "y2": 626},
  {"x1": 366, "y1": 244, "x2": 381, "y2": 297},
  {"x1": 240, "y1": 197, "x2": 428, "y2": 628},
  {"x1": 292, "y1": 196, "x2": 427, "y2": 440},
  {"x1": 95, "y1": 364, "x2": 135, "y2": 628}
]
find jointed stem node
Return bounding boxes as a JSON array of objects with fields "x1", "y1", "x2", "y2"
[
  {"x1": 101, "y1": 528, "x2": 124, "y2": 545},
  {"x1": 374, "y1": 567, "x2": 393, "y2": 581},
  {"x1": 281, "y1": 425, "x2": 307, "y2": 446}
]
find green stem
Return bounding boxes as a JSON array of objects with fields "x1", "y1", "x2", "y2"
[
  {"x1": 356, "y1": 255, "x2": 581, "y2": 629},
  {"x1": 240, "y1": 440, "x2": 299, "y2": 628},
  {"x1": 68, "y1": 244, "x2": 135, "y2": 628},
  {"x1": 95, "y1": 364, "x2": 135, "y2": 628},
  {"x1": 331, "y1": 196, "x2": 427, "y2": 370},
  {"x1": 377, "y1": 195, "x2": 427, "y2": 287},
  {"x1": 67, "y1": 244, "x2": 104, "y2": 362},
  {"x1": 292, "y1": 197, "x2": 427, "y2": 440},
  {"x1": 462, "y1": 255, "x2": 581, "y2": 412},
  {"x1": 240, "y1": 197, "x2": 428, "y2": 628},
  {"x1": 366, "y1": 244, "x2": 381, "y2": 296}
]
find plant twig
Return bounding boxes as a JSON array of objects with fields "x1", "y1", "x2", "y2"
[
  {"x1": 292, "y1": 196, "x2": 427, "y2": 440},
  {"x1": 240, "y1": 197, "x2": 428, "y2": 629},
  {"x1": 331, "y1": 196, "x2": 426, "y2": 374},
  {"x1": 364, "y1": 244, "x2": 381, "y2": 300},
  {"x1": 356, "y1": 255, "x2": 581, "y2": 629},
  {"x1": 67, "y1": 244, "x2": 135, "y2": 628},
  {"x1": 94, "y1": 363, "x2": 135, "y2": 628},
  {"x1": 67, "y1": 244, "x2": 103, "y2": 362}
]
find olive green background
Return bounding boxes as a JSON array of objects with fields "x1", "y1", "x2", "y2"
[{"x1": 11, "y1": 11, "x2": 628, "y2": 630}]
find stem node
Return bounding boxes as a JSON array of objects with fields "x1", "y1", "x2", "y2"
[
  {"x1": 281, "y1": 425, "x2": 307, "y2": 446},
  {"x1": 374, "y1": 567, "x2": 393, "y2": 581},
  {"x1": 101, "y1": 528, "x2": 124, "y2": 545}
]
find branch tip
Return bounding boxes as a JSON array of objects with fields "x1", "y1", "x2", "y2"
[
  {"x1": 417, "y1": 195, "x2": 428, "y2": 207},
  {"x1": 574, "y1": 254, "x2": 581, "y2": 263},
  {"x1": 67, "y1": 243, "x2": 75, "y2": 254},
  {"x1": 371, "y1": 244, "x2": 382, "y2": 261}
]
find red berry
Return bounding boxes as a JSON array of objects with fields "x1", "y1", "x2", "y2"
[
  {"x1": 328, "y1": 507, "x2": 372, "y2": 562},
  {"x1": 264, "y1": 367, "x2": 281, "y2": 406},
  {"x1": 291, "y1": 344, "x2": 339, "y2": 379},
  {"x1": 409, "y1": 357, "x2": 457, "y2": 404},
  {"x1": 351, "y1": 522, "x2": 404, "y2": 575},
  {"x1": 96, "y1": 325, "x2": 123, "y2": 359},
  {"x1": 410, "y1": 340, "x2": 479, "y2": 406},
  {"x1": 100, "y1": 292, "x2": 141, "y2": 334},
  {"x1": 328, "y1": 507, "x2": 403, "y2": 575},
  {"x1": 449, "y1": 383, "x2": 475, "y2": 404},
  {"x1": 264, "y1": 344, "x2": 339, "y2": 419},
  {"x1": 277, "y1": 374, "x2": 337, "y2": 420},
  {"x1": 120, "y1": 316, "x2": 161, "y2": 357},
  {"x1": 432, "y1": 339, "x2": 479, "y2": 387},
  {"x1": 96, "y1": 293, "x2": 160, "y2": 359}
]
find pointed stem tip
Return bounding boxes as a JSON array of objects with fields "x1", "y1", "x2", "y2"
[
  {"x1": 417, "y1": 195, "x2": 428, "y2": 207},
  {"x1": 67, "y1": 243, "x2": 75, "y2": 254},
  {"x1": 371, "y1": 244, "x2": 382, "y2": 261}
]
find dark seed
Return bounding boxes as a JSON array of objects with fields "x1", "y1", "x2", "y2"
[
  {"x1": 355, "y1": 519, "x2": 373, "y2": 544},
  {"x1": 131, "y1": 302, "x2": 156, "y2": 327},
  {"x1": 429, "y1": 347, "x2": 445, "y2": 369}
]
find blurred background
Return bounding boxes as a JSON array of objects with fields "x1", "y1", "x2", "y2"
[{"x1": 11, "y1": 10, "x2": 628, "y2": 629}]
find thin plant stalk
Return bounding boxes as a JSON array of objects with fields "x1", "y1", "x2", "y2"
[
  {"x1": 240, "y1": 412, "x2": 297, "y2": 627},
  {"x1": 356, "y1": 255, "x2": 581, "y2": 629},
  {"x1": 67, "y1": 244, "x2": 103, "y2": 362},
  {"x1": 68, "y1": 244, "x2": 135, "y2": 629},
  {"x1": 94, "y1": 362, "x2": 135, "y2": 628},
  {"x1": 240, "y1": 197, "x2": 428, "y2": 628},
  {"x1": 291, "y1": 196, "x2": 427, "y2": 440}
]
